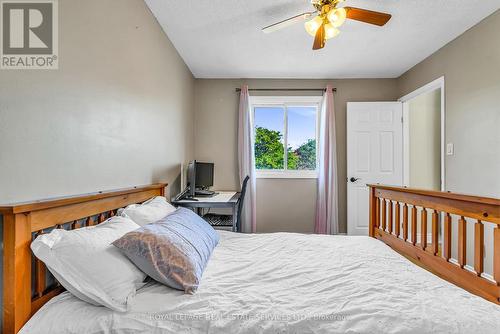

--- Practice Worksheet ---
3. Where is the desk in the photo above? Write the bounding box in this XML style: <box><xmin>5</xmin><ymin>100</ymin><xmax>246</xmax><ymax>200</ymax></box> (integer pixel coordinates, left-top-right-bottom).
<box><xmin>172</xmin><ymin>191</ymin><xmax>241</xmax><ymax>232</ymax></box>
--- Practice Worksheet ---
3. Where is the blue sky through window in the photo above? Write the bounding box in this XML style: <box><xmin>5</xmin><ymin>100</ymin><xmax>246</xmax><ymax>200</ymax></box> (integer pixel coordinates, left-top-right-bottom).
<box><xmin>287</xmin><ymin>107</ymin><xmax>316</xmax><ymax>149</ymax></box>
<box><xmin>254</xmin><ymin>106</ymin><xmax>316</xmax><ymax>149</ymax></box>
<box><xmin>254</xmin><ymin>107</ymin><xmax>284</xmax><ymax>140</ymax></box>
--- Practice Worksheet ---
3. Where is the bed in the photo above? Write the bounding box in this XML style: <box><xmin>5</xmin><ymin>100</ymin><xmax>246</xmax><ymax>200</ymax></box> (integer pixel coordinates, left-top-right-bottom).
<box><xmin>2</xmin><ymin>184</ymin><xmax>500</xmax><ymax>333</ymax></box>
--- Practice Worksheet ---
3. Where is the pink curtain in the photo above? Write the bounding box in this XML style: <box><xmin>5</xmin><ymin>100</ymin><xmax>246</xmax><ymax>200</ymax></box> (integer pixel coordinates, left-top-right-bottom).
<box><xmin>238</xmin><ymin>85</ymin><xmax>257</xmax><ymax>233</ymax></box>
<box><xmin>315</xmin><ymin>85</ymin><xmax>339</xmax><ymax>235</ymax></box>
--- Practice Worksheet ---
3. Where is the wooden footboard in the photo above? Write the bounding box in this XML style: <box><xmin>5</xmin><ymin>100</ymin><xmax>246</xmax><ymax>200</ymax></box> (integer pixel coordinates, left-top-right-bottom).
<box><xmin>368</xmin><ymin>184</ymin><xmax>500</xmax><ymax>304</ymax></box>
<box><xmin>0</xmin><ymin>184</ymin><xmax>167</xmax><ymax>334</ymax></box>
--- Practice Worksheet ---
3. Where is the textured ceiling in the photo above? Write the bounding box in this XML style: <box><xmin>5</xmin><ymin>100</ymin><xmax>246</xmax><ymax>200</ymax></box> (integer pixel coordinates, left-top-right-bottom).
<box><xmin>145</xmin><ymin>0</ymin><xmax>500</xmax><ymax>78</ymax></box>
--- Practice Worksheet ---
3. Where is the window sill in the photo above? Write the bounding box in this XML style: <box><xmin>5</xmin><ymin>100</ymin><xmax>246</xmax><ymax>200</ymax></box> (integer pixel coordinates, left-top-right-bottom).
<box><xmin>256</xmin><ymin>170</ymin><xmax>318</xmax><ymax>179</ymax></box>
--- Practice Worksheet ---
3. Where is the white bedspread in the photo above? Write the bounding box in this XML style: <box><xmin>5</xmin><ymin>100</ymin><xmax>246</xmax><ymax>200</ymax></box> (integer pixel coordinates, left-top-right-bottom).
<box><xmin>21</xmin><ymin>232</ymin><xmax>500</xmax><ymax>334</ymax></box>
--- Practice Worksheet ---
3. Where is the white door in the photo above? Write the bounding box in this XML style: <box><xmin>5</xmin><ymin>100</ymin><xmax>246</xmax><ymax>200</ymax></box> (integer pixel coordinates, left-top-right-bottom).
<box><xmin>347</xmin><ymin>102</ymin><xmax>403</xmax><ymax>235</ymax></box>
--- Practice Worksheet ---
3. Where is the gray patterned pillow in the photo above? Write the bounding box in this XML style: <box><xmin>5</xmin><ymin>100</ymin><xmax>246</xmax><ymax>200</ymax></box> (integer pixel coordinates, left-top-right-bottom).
<box><xmin>113</xmin><ymin>208</ymin><xmax>219</xmax><ymax>293</ymax></box>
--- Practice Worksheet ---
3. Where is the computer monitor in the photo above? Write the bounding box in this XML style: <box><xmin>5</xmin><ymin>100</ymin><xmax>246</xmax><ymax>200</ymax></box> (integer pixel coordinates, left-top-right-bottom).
<box><xmin>186</xmin><ymin>160</ymin><xmax>197</xmax><ymax>198</ymax></box>
<box><xmin>195</xmin><ymin>162</ymin><xmax>214</xmax><ymax>189</ymax></box>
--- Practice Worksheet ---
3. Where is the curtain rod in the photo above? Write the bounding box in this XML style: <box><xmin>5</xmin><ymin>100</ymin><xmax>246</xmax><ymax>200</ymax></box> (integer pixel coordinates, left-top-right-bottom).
<box><xmin>235</xmin><ymin>88</ymin><xmax>337</xmax><ymax>93</ymax></box>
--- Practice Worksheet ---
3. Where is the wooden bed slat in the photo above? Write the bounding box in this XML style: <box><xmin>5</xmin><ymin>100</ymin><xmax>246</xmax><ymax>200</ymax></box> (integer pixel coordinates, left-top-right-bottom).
<box><xmin>34</xmin><ymin>259</ymin><xmax>46</xmax><ymax>299</ymax></box>
<box><xmin>431</xmin><ymin>210</ymin><xmax>439</xmax><ymax>255</ymax></box>
<box><xmin>458</xmin><ymin>216</ymin><xmax>467</xmax><ymax>268</ymax></box>
<box><xmin>421</xmin><ymin>208</ymin><xmax>427</xmax><ymax>250</ymax></box>
<box><xmin>474</xmin><ymin>220</ymin><xmax>484</xmax><ymax>276</ymax></box>
<box><xmin>388</xmin><ymin>200</ymin><xmax>393</xmax><ymax>234</ymax></box>
<box><xmin>369</xmin><ymin>187</ymin><xmax>376</xmax><ymax>237</ymax></box>
<box><xmin>368</xmin><ymin>188</ymin><xmax>378</xmax><ymax>237</ymax></box>
<box><xmin>395</xmin><ymin>202</ymin><xmax>400</xmax><ymax>237</ymax></box>
<box><xmin>34</xmin><ymin>232</ymin><xmax>46</xmax><ymax>298</ymax></box>
<box><xmin>443</xmin><ymin>214</ymin><xmax>452</xmax><ymax>261</ymax></box>
<box><xmin>375</xmin><ymin>197</ymin><xmax>380</xmax><ymax>229</ymax></box>
<box><xmin>70</xmin><ymin>220</ymin><xmax>78</xmax><ymax>230</ymax></box>
<box><xmin>403</xmin><ymin>204</ymin><xmax>409</xmax><ymax>241</ymax></box>
<box><xmin>411</xmin><ymin>206</ymin><xmax>417</xmax><ymax>245</ymax></box>
<box><xmin>381</xmin><ymin>199</ymin><xmax>387</xmax><ymax>231</ymax></box>
<box><xmin>494</xmin><ymin>227</ymin><xmax>500</xmax><ymax>283</ymax></box>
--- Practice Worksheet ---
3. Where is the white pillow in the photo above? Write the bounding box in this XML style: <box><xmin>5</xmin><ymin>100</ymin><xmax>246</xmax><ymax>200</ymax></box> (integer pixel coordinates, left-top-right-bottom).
<box><xmin>31</xmin><ymin>216</ymin><xmax>146</xmax><ymax>312</ymax></box>
<box><xmin>120</xmin><ymin>196</ymin><xmax>176</xmax><ymax>226</ymax></box>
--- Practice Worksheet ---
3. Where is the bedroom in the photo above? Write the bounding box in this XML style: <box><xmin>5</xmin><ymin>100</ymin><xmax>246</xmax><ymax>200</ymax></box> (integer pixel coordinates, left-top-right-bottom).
<box><xmin>0</xmin><ymin>0</ymin><xmax>499</xmax><ymax>333</ymax></box>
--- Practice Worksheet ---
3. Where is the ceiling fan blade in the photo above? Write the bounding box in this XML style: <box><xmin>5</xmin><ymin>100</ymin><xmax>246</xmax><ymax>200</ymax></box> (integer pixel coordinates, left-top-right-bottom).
<box><xmin>262</xmin><ymin>12</ymin><xmax>314</xmax><ymax>33</ymax></box>
<box><xmin>344</xmin><ymin>7</ymin><xmax>392</xmax><ymax>26</ymax></box>
<box><xmin>312</xmin><ymin>24</ymin><xmax>325</xmax><ymax>50</ymax></box>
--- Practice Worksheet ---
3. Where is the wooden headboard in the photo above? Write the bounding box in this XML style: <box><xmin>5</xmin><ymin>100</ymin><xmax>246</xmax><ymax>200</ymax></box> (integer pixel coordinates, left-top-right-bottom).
<box><xmin>368</xmin><ymin>184</ymin><xmax>500</xmax><ymax>305</ymax></box>
<box><xmin>0</xmin><ymin>183</ymin><xmax>167</xmax><ymax>334</ymax></box>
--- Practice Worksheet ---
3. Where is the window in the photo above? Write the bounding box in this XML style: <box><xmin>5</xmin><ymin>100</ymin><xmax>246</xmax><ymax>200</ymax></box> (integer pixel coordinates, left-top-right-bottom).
<box><xmin>251</xmin><ymin>96</ymin><xmax>321</xmax><ymax>178</ymax></box>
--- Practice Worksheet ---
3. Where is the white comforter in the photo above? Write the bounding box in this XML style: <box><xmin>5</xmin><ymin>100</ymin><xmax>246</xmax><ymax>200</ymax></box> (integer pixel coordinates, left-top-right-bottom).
<box><xmin>21</xmin><ymin>232</ymin><xmax>500</xmax><ymax>334</ymax></box>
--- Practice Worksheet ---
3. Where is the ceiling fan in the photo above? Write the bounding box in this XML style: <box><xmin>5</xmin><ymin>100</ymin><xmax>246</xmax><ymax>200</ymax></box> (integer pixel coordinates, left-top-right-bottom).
<box><xmin>262</xmin><ymin>0</ymin><xmax>392</xmax><ymax>50</ymax></box>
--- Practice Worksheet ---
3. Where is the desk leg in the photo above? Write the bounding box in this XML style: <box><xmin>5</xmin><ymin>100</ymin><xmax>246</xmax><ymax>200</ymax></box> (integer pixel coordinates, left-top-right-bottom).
<box><xmin>232</xmin><ymin>205</ymin><xmax>237</xmax><ymax>232</ymax></box>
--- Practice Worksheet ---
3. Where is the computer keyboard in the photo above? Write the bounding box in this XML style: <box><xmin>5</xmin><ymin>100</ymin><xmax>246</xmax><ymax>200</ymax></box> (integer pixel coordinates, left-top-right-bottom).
<box><xmin>195</xmin><ymin>190</ymin><xmax>217</xmax><ymax>197</ymax></box>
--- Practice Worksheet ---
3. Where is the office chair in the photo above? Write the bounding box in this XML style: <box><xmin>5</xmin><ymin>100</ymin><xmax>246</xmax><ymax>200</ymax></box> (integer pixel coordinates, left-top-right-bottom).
<box><xmin>202</xmin><ymin>175</ymin><xmax>249</xmax><ymax>232</ymax></box>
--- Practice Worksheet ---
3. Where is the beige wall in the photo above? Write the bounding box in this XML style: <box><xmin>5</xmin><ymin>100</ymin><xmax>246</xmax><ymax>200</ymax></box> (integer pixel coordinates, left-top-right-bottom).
<box><xmin>257</xmin><ymin>179</ymin><xmax>317</xmax><ymax>233</ymax></box>
<box><xmin>398</xmin><ymin>10</ymin><xmax>500</xmax><ymax>198</ymax></box>
<box><xmin>0</xmin><ymin>0</ymin><xmax>195</xmax><ymax>203</ymax></box>
<box><xmin>194</xmin><ymin>79</ymin><xmax>399</xmax><ymax>233</ymax></box>
<box><xmin>408</xmin><ymin>89</ymin><xmax>441</xmax><ymax>190</ymax></box>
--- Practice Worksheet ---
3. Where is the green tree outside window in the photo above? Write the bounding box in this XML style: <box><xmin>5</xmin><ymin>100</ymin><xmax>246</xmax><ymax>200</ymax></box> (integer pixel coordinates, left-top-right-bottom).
<box><xmin>255</xmin><ymin>127</ymin><xmax>316</xmax><ymax>170</ymax></box>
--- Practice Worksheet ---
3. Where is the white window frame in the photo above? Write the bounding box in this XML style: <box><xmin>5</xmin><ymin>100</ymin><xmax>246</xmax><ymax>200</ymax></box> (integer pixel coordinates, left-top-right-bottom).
<box><xmin>250</xmin><ymin>95</ymin><xmax>322</xmax><ymax>179</ymax></box>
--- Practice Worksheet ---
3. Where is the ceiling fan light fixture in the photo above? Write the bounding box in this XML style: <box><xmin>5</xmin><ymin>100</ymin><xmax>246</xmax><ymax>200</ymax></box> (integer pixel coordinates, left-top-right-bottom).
<box><xmin>262</xmin><ymin>0</ymin><xmax>392</xmax><ymax>50</ymax></box>
<box><xmin>327</xmin><ymin>7</ymin><xmax>347</xmax><ymax>28</ymax></box>
<box><xmin>324</xmin><ymin>23</ymin><xmax>340</xmax><ymax>39</ymax></box>
<box><xmin>304</xmin><ymin>15</ymin><xmax>323</xmax><ymax>36</ymax></box>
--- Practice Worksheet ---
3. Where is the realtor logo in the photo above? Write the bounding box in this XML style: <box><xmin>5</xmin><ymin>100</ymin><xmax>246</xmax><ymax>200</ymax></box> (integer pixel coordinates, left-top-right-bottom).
<box><xmin>1</xmin><ymin>0</ymin><xmax>58</xmax><ymax>69</ymax></box>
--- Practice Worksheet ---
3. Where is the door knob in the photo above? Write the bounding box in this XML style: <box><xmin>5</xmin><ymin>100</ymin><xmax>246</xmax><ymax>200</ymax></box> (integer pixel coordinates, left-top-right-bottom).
<box><xmin>349</xmin><ymin>177</ymin><xmax>360</xmax><ymax>183</ymax></box>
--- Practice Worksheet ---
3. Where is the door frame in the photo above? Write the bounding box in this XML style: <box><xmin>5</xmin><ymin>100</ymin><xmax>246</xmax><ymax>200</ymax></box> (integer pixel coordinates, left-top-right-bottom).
<box><xmin>399</xmin><ymin>76</ymin><xmax>446</xmax><ymax>192</ymax></box>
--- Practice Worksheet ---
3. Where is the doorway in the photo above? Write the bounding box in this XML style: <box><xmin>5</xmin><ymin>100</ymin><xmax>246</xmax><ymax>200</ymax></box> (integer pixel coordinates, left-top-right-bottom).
<box><xmin>400</xmin><ymin>77</ymin><xmax>445</xmax><ymax>192</ymax></box>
